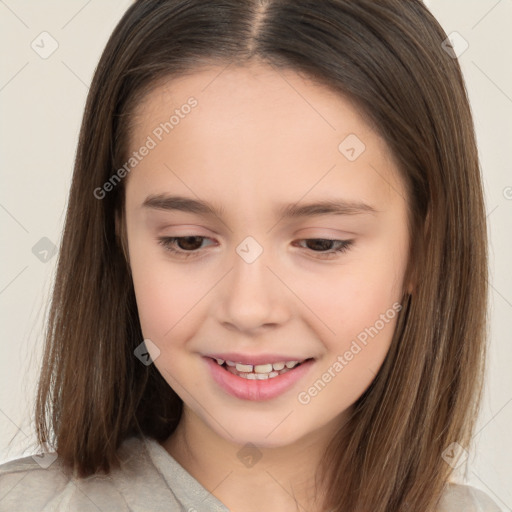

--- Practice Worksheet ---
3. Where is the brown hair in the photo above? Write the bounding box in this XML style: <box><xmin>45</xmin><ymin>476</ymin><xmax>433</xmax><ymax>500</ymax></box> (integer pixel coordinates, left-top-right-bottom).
<box><xmin>30</xmin><ymin>1</ymin><xmax>488</xmax><ymax>510</ymax></box>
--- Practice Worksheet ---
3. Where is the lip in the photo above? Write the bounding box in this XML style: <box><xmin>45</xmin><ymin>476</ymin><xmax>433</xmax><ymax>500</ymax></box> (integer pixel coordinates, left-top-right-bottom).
<box><xmin>204</xmin><ymin>356</ymin><xmax>315</xmax><ymax>401</ymax></box>
<box><xmin>204</xmin><ymin>352</ymin><xmax>309</xmax><ymax>365</ymax></box>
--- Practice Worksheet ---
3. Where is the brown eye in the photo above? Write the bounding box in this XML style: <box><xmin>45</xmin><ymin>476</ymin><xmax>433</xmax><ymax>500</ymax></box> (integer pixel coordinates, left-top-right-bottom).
<box><xmin>157</xmin><ymin>236</ymin><xmax>214</xmax><ymax>258</ymax></box>
<box><xmin>293</xmin><ymin>238</ymin><xmax>354</xmax><ymax>259</ymax></box>
<box><xmin>303</xmin><ymin>239</ymin><xmax>336</xmax><ymax>251</ymax></box>
<box><xmin>173</xmin><ymin>236</ymin><xmax>205</xmax><ymax>251</ymax></box>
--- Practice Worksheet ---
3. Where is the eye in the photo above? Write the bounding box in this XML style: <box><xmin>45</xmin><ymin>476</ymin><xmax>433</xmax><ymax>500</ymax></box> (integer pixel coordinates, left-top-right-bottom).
<box><xmin>157</xmin><ymin>236</ymin><xmax>215</xmax><ymax>259</ymax></box>
<box><xmin>158</xmin><ymin>236</ymin><xmax>353</xmax><ymax>260</ymax></box>
<box><xmin>292</xmin><ymin>238</ymin><xmax>354</xmax><ymax>259</ymax></box>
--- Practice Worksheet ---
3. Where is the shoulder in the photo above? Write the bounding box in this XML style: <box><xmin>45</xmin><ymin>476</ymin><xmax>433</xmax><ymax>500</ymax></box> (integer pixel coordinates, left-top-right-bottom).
<box><xmin>437</xmin><ymin>482</ymin><xmax>503</xmax><ymax>512</ymax></box>
<box><xmin>0</xmin><ymin>447</ymin><xmax>130</xmax><ymax>511</ymax></box>
<box><xmin>0</xmin><ymin>436</ymin><xmax>187</xmax><ymax>512</ymax></box>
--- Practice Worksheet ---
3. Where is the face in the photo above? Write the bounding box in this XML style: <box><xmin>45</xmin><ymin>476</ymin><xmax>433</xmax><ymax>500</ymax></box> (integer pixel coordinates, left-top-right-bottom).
<box><xmin>122</xmin><ymin>61</ymin><xmax>411</xmax><ymax>448</ymax></box>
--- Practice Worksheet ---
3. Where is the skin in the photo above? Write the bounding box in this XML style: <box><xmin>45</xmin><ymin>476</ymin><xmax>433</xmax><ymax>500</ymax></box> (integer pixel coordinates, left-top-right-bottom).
<box><xmin>122</xmin><ymin>60</ymin><xmax>411</xmax><ymax>512</ymax></box>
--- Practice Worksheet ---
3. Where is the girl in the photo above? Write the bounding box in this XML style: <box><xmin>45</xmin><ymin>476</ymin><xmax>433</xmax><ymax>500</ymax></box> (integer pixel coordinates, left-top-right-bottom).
<box><xmin>0</xmin><ymin>1</ymin><xmax>503</xmax><ymax>511</ymax></box>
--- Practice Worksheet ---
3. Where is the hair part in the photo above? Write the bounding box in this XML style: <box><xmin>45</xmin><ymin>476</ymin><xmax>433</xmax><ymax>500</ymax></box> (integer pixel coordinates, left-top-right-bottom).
<box><xmin>30</xmin><ymin>1</ymin><xmax>487</xmax><ymax>511</ymax></box>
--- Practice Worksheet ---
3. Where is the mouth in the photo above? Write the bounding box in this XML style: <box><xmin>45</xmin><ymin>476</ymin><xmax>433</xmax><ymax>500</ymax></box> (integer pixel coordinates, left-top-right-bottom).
<box><xmin>210</xmin><ymin>357</ymin><xmax>313</xmax><ymax>380</ymax></box>
<box><xmin>203</xmin><ymin>355</ymin><xmax>316</xmax><ymax>401</ymax></box>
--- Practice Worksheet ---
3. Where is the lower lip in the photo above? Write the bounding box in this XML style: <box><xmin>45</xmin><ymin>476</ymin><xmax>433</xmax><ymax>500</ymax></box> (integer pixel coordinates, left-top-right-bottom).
<box><xmin>204</xmin><ymin>357</ymin><xmax>315</xmax><ymax>401</ymax></box>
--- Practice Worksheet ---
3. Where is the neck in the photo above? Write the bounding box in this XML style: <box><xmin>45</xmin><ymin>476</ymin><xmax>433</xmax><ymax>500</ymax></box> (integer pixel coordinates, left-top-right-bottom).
<box><xmin>161</xmin><ymin>407</ymin><xmax>348</xmax><ymax>512</ymax></box>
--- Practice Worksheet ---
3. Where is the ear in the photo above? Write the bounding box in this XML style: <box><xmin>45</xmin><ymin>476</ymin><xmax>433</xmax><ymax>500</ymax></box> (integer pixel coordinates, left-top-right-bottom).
<box><xmin>405</xmin><ymin>272</ymin><xmax>415</xmax><ymax>296</ymax></box>
<box><xmin>115</xmin><ymin>208</ymin><xmax>130</xmax><ymax>267</ymax></box>
<box><xmin>406</xmin><ymin>253</ymin><xmax>416</xmax><ymax>295</ymax></box>
<box><xmin>404</xmin><ymin>207</ymin><xmax>430</xmax><ymax>296</ymax></box>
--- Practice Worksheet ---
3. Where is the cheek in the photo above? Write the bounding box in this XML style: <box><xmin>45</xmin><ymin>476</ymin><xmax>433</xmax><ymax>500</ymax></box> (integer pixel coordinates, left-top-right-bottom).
<box><xmin>307</xmin><ymin>281</ymin><xmax>399</xmax><ymax>382</ymax></box>
<box><xmin>128</xmin><ymin>240</ymin><xmax>217</xmax><ymax>348</ymax></box>
<box><xmin>132</xmin><ymin>275</ymin><xmax>177</xmax><ymax>340</ymax></box>
<box><xmin>342</xmin><ymin>242</ymin><xmax>406</xmax><ymax>333</ymax></box>
<box><xmin>297</xmin><ymin>282</ymin><xmax>400</xmax><ymax>415</ymax></box>
<box><xmin>293</xmin><ymin>245</ymin><xmax>405</xmax><ymax>399</ymax></box>
<box><xmin>127</xmin><ymin>236</ymin><xmax>186</xmax><ymax>340</ymax></box>
<box><xmin>295</xmin><ymin>256</ymin><xmax>404</xmax><ymax>342</ymax></box>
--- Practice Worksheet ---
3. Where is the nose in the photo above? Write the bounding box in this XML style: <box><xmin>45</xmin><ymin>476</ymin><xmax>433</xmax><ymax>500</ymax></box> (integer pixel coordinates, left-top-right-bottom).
<box><xmin>216</xmin><ymin>243</ymin><xmax>290</xmax><ymax>333</ymax></box>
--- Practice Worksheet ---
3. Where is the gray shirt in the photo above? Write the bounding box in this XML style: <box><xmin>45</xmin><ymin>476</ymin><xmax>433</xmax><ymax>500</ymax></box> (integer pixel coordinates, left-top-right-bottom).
<box><xmin>0</xmin><ymin>436</ymin><xmax>503</xmax><ymax>511</ymax></box>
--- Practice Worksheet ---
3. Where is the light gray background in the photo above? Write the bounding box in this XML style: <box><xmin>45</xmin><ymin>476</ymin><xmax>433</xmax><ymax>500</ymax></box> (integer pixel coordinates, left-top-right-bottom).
<box><xmin>1</xmin><ymin>0</ymin><xmax>511</xmax><ymax>508</ymax></box>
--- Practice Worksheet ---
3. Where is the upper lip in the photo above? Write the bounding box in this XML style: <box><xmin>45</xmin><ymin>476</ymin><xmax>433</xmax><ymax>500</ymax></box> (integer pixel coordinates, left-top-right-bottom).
<box><xmin>204</xmin><ymin>353</ymin><xmax>313</xmax><ymax>365</ymax></box>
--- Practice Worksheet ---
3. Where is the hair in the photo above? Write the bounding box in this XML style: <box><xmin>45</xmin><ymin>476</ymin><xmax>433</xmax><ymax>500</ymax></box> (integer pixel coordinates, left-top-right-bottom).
<box><xmin>29</xmin><ymin>1</ymin><xmax>488</xmax><ymax>511</ymax></box>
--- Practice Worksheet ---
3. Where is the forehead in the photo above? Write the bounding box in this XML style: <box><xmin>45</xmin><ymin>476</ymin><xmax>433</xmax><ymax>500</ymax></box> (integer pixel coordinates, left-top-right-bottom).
<box><xmin>131</xmin><ymin>61</ymin><xmax>376</xmax><ymax>141</ymax></box>
<box><xmin>125</xmin><ymin>62</ymin><xmax>406</xmax><ymax>213</ymax></box>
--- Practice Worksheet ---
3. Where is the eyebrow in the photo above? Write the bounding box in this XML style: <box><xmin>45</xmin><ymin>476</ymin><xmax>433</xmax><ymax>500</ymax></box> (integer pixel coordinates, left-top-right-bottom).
<box><xmin>142</xmin><ymin>194</ymin><xmax>379</xmax><ymax>219</ymax></box>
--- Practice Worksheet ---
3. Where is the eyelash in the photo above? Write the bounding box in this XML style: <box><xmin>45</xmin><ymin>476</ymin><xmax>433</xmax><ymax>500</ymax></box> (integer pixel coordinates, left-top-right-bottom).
<box><xmin>157</xmin><ymin>236</ymin><xmax>354</xmax><ymax>260</ymax></box>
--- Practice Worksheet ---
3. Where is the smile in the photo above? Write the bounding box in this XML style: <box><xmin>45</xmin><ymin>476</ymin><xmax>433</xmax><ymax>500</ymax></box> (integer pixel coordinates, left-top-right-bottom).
<box><xmin>204</xmin><ymin>356</ymin><xmax>315</xmax><ymax>401</ymax></box>
<box><xmin>213</xmin><ymin>358</ymin><xmax>306</xmax><ymax>380</ymax></box>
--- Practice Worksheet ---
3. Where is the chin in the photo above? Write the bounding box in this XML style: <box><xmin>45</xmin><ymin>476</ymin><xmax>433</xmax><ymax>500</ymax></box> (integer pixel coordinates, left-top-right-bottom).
<box><xmin>207</xmin><ymin>415</ymin><xmax>311</xmax><ymax>449</ymax></box>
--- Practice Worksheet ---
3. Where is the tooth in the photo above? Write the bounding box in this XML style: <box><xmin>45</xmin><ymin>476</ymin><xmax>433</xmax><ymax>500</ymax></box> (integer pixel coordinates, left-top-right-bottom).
<box><xmin>226</xmin><ymin>360</ymin><xmax>236</xmax><ymax>366</ymax></box>
<box><xmin>215</xmin><ymin>358</ymin><xmax>225</xmax><ymax>365</ymax></box>
<box><xmin>235</xmin><ymin>363</ymin><xmax>253</xmax><ymax>372</ymax></box>
<box><xmin>254</xmin><ymin>363</ymin><xmax>273</xmax><ymax>373</ymax></box>
<box><xmin>285</xmin><ymin>360</ymin><xmax>299</xmax><ymax>368</ymax></box>
<box><xmin>256</xmin><ymin>373</ymin><xmax>269</xmax><ymax>380</ymax></box>
<box><xmin>245</xmin><ymin>373</ymin><xmax>257</xmax><ymax>380</ymax></box>
<box><xmin>269</xmin><ymin>371</ymin><xmax>279</xmax><ymax>378</ymax></box>
<box><xmin>272</xmin><ymin>362</ymin><xmax>285</xmax><ymax>371</ymax></box>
